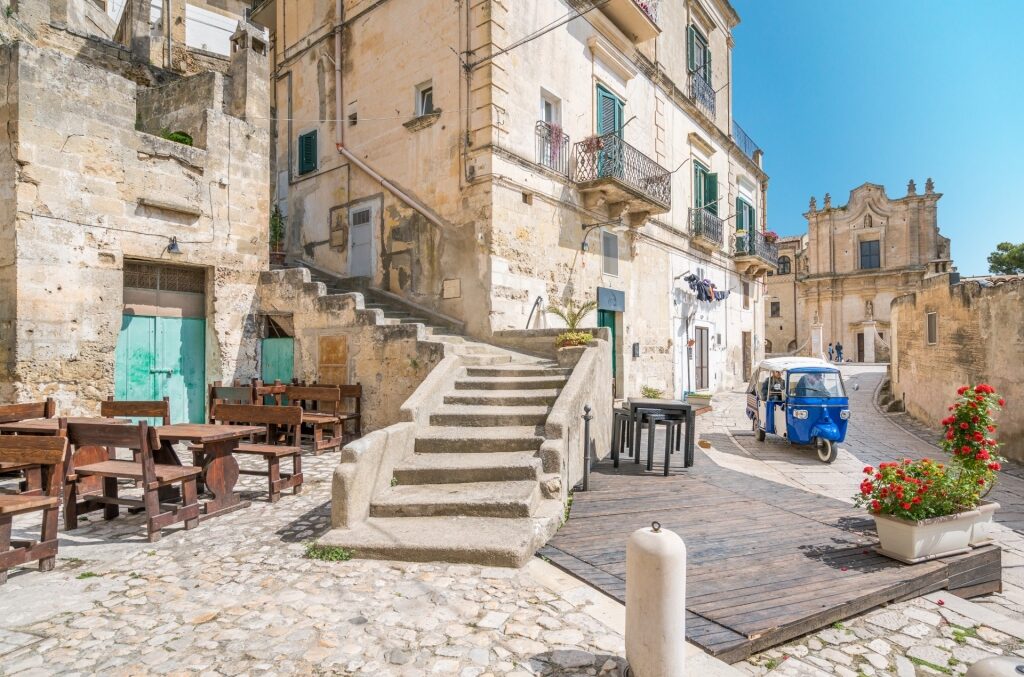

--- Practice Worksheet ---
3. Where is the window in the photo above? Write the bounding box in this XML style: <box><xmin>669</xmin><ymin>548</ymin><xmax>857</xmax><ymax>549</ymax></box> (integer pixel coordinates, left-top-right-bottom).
<box><xmin>770</xmin><ymin>301</ymin><xmax>781</xmax><ymax>317</ymax></box>
<box><xmin>777</xmin><ymin>256</ymin><xmax>792</xmax><ymax>275</ymax></box>
<box><xmin>350</xmin><ymin>208</ymin><xmax>371</xmax><ymax>227</ymax></box>
<box><xmin>927</xmin><ymin>312</ymin><xmax>937</xmax><ymax>345</ymax></box>
<box><xmin>735</xmin><ymin>197</ymin><xmax>756</xmax><ymax>231</ymax></box>
<box><xmin>687</xmin><ymin>25</ymin><xmax>711</xmax><ymax>84</ymax></box>
<box><xmin>596</xmin><ymin>84</ymin><xmax>624</xmax><ymax>136</ymax></box>
<box><xmin>541</xmin><ymin>91</ymin><xmax>561</xmax><ymax>125</ymax></box>
<box><xmin>860</xmin><ymin>240</ymin><xmax>881</xmax><ymax>269</ymax></box>
<box><xmin>788</xmin><ymin>372</ymin><xmax>846</xmax><ymax>398</ymax></box>
<box><xmin>742</xmin><ymin>281</ymin><xmax>750</xmax><ymax>309</ymax></box>
<box><xmin>298</xmin><ymin>130</ymin><xmax>317</xmax><ymax>175</ymax></box>
<box><xmin>602</xmin><ymin>231</ymin><xmax>619</xmax><ymax>276</ymax></box>
<box><xmin>415</xmin><ymin>81</ymin><xmax>434</xmax><ymax>116</ymax></box>
<box><xmin>694</xmin><ymin>161</ymin><xmax>718</xmax><ymax>214</ymax></box>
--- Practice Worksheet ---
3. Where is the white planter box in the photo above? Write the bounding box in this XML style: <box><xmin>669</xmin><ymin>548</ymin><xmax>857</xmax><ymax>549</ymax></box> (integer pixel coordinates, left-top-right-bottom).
<box><xmin>873</xmin><ymin>509</ymin><xmax>980</xmax><ymax>564</ymax></box>
<box><xmin>970</xmin><ymin>501</ymin><xmax>1000</xmax><ymax>547</ymax></box>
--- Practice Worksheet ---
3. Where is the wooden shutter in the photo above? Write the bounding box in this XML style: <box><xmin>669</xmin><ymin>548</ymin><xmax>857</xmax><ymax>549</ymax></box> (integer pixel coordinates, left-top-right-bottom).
<box><xmin>693</xmin><ymin>163</ymin><xmax>705</xmax><ymax>209</ymax></box>
<box><xmin>596</xmin><ymin>86</ymin><xmax>621</xmax><ymax>136</ymax></box>
<box><xmin>298</xmin><ymin>131</ymin><xmax>317</xmax><ymax>174</ymax></box>
<box><xmin>706</xmin><ymin>172</ymin><xmax>718</xmax><ymax>215</ymax></box>
<box><xmin>735</xmin><ymin>197</ymin><xmax>744</xmax><ymax>230</ymax></box>
<box><xmin>687</xmin><ymin>25</ymin><xmax>696</xmax><ymax>72</ymax></box>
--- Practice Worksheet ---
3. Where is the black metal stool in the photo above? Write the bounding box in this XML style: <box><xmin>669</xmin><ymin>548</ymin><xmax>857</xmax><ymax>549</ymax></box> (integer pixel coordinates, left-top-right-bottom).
<box><xmin>635</xmin><ymin>408</ymin><xmax>683</xmax><ymax>476</ymax></box>
<box><xmin>611</xmin><ymin>407</ymin><xmax>631</xmax><ymax>468</ymax></box>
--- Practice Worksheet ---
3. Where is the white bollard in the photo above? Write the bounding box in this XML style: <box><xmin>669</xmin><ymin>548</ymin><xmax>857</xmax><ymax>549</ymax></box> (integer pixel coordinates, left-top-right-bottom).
<box><xmin>626</xmin><ymin>521</ymin><xmax>687</xmax><ymax>677</ymax></box>
<box><xmin>965</xmin><ymin>656</ymin><xmax>1024</xmax><ymax>676</ymax></box>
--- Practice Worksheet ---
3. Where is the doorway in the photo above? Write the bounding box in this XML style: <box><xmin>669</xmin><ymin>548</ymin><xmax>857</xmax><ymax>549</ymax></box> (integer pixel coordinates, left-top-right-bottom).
<box><xmin>348</xmin><ymin>203</ymin><xmax>375</xmax><ymax>278</ymax></box>
<box><xmin>742</xmin><ymin>331</ymin><xmax>752</xmax><ymax>381</ymax></box>
<box><xmin>695</xmin><ymin>326</ymin><xmax>709</xmax><ymax>390</ymax></box>
<box><xmin>598</xmin><ymin>309</ymin><xmax>618</xmax><ymax>394</ymax></box>
<box><xmin>857</xmin><ymin>332</ymin><xmax>865</xmax><ymax>363</ymax></box>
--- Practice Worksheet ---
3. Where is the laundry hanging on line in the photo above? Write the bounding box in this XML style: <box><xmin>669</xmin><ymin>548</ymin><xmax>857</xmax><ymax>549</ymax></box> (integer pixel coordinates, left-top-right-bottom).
<box><xmin>682</xmin><ymin>273</ymin><xmax>731</xmax><ymax>303</ymax></box>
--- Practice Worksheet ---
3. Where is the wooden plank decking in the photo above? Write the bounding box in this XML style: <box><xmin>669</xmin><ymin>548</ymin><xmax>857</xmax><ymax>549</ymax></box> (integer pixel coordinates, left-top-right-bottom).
<box><xmin>541</xmin><ymin>443</ymin><xmax>1001</xmax><ymax>663</ymax></box>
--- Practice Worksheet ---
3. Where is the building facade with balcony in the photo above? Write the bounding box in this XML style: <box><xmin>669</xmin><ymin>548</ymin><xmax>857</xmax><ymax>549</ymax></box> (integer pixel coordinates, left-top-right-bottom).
<box><xmin>764</xmin><ymin>181</ymin><xmax>954</xmax><ymax>363</ymax></box>
<box><xmin>251</xmin><ymin>0</ymin><xmax>772</xmax><ymax>396</ymax></box>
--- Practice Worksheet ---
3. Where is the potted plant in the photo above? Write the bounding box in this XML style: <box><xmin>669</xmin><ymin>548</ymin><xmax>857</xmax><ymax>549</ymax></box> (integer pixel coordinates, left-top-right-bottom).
<box><xmin>855</xmin><ymin>384</ymin><xmax>1005</xmax><ymax>563</ymax></box>
<box><xmin>548</xmin><ymin>121</ymin><xmax>564</xmax><ymax>165</ymax></box>
<box><xmin>546</xmin><ymin>297</ymin><xmax>597</xmax><ymax>365</ymax></box>
<box><xmin>762</xmin><ymin>230</ymin><xmax>779</xmax><ymax>244</ymax></box>
<box><xmin>269</xmin><ymin>206</ymin><xmax>286</xmax><ymax>264</ymax></box>
<box><xmin>580</xmin><ymin>135</ymin><xmax>604</xmax><ymax>154</ymax></box>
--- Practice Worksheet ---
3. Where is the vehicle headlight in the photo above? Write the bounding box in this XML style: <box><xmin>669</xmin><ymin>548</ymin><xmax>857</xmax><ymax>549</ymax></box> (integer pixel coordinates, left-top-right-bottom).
<box><xmin>793</xmin><ymin>409</ymin><xmax>808</xmax><ymax>419</ymax></box>
<box><xmin>840</xmin><ymin>410</ymin><xmax>851</xmax><ymax>420</ymax></box>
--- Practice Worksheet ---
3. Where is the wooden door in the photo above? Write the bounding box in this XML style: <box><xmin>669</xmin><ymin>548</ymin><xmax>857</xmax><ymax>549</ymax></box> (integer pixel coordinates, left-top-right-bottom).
<box><xmin>261</xmin><ymin>337</ymin><xmax>294</xmax><ymax>386</ymax></box>
<box><xmin>695</xmin><ymin>326</ymin><xmax>709</xmax><ymax>390</ymax></box>
<box><xmin>348</xmin><ymin>206</ymin><xmax>374</xmax><ymax>278</ymax></box>
<box><xmin>857</xmin><ymin>332</ymin><xmax>865</xmax><ymax>363</ymax></box>
<box><xmin>597</xmin><ymin>310</ymin><xmax>617</xmax><ymax>377</ymax></box>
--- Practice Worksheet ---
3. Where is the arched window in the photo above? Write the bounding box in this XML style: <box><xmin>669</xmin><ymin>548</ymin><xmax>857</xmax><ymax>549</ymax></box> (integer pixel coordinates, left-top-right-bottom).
<box><xmin>765</xmin><ymin>340</ymin><xmax>773</xmax><ymax>353</ymax></box>
<box><xmin>777</xmin><ymin>256</ymin><xmax>792</xmax><ymax>275</ymax></box>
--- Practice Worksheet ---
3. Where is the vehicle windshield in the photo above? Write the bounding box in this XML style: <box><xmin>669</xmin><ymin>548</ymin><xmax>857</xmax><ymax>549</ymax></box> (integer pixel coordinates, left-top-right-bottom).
<box><xmin>788</xmin><ymin>371</ymin><xmax>845</xmax><ymax>398</ymax></box>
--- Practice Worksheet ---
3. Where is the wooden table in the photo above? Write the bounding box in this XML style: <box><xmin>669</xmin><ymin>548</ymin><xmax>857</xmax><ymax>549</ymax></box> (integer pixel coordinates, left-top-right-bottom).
<box><xmin>155</xmin><ymin>424</ymin><xmax>263</xmax><ymax>520</ymax></box>
<box><xmin>0</xmin><ymin>418</ymin><xmax>128</xmax><ymax>493</ymax></box>
<box><xmin>627</xmin><ymin>398</ymin><xmax>696</xmax><ymax>468</ymax></box>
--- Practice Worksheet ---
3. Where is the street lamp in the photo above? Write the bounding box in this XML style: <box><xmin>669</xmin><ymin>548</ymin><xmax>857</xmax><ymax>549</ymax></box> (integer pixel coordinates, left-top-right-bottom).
<box><xmin>580</xmin><ymin>219</ymin><xmax>629</xmax><ymax>252</ymax></box>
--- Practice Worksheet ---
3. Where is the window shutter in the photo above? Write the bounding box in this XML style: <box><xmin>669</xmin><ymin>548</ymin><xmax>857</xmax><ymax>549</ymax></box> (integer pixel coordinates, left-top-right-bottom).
<box><xmin>706</xmin><ymin>46</ymin><xmax>712</xmax><ymax>84</ymax></box>
<box><xmin>687</xmin><ymin>25</ymin><xmax>696</xmax><ymax>72</ymax></box>
<box><xmin>706</xmin><ymin>172</ymin><xmax>718</xmax><ymax>214</ymax></box>
<box><xmin>735</xmin><ymin>197</ymin><xmax>744</xmax><ymax>230</ymax></box>
<box><xmin>602</xmin><ymin>231</ymin><xmax>619</xmax><ymax>276</ymax></box>
<box><xmin>298</xmin><ymin>130</ymin><xmax>317</xmax><ymax>175</ymax></box>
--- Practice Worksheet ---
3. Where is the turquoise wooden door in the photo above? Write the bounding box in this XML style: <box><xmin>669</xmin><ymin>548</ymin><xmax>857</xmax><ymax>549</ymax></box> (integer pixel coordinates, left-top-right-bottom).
<box><xmin>261</xmin><ymin>338</ymin><xmax>294</xmax><ymax>385</ymax></box>
<box><xmin>598</xmin><ymin>310</ymin><xmax>617</xmax><ymax>376</ymax></box>
<box><xmin>115</xmin><ymin>315</ymin><xmax>206</xmax><ymax>424</ymax></box>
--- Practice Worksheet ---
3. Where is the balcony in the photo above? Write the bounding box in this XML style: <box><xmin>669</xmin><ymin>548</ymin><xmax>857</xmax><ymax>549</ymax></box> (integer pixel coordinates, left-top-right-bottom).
<box><xmin>250</xmin><ymin>0</ymin><xmax>276</xmax><ymax>29</ymax></box>
<box><xmin>689</xmin><ymin>74</ymin><xmax>716</xmax><ymax>119</ymax></box>
<box><xmin>535</xmin><ymin>121</ymin><xmax>570</xmax><ymax>176</ymax></box>
<box><xmin>689</xmin><ymin>207</ymin><xmax>724</xmax><ymax>251</ymax></box>
<box><xmin>573</xmin><ymin>132</ymin><xmax>671</xmax><ymax>217</ymax></box>
<box><xmin>732</xmin><ymin>121</ymin><xmax>762</xmax><ymax>166</ymax></box>
<box><xmin>734</xmin><ymin>229</ymin><xmax>779</xmax><ymax>276</ymax></box>
<box><xmin>591</xmin><ymin>0</ymin><xmax>661</xmax><ymax>43</ymax></box>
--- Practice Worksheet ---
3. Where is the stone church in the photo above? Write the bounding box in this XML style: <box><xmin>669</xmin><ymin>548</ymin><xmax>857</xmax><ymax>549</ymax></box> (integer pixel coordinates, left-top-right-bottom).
<box><xmin>765</xmin><ymin>181</ymin><xmax>954</xmax><ymax>362</ymax></box>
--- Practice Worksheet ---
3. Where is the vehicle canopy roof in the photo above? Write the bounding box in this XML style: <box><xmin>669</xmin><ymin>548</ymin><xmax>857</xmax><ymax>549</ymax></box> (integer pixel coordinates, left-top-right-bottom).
<box><xmin>755</xmin><ymin>357</ymin><xmax>838</xmax><ymax>373</ymax></box>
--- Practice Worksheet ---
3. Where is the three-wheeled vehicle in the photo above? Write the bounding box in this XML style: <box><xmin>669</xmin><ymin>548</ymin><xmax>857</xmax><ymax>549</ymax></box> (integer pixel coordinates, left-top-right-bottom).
<box><xmin>745</xmin><ymin>357</ymin><xmax>851</xmax><ymax>463</ymax></box>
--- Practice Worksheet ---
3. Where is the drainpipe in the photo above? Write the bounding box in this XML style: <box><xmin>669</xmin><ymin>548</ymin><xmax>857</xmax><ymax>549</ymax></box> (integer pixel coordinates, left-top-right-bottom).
<box><xmin>337</xmin><ymin>145</ymin><xmax>445</xmax><ymax>230</ymax></box>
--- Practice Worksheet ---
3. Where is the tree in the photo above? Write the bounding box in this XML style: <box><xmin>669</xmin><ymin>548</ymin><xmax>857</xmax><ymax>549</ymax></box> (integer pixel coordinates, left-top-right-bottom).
<box><xmin>545</xmin><ymin>297</ymin><xmax>597</xmax><ymax>331</ymax></box>
<box><xmin>988</xmin><ymin>242</ymin><xmax>1024</xmax><ymax>275</ymax></box>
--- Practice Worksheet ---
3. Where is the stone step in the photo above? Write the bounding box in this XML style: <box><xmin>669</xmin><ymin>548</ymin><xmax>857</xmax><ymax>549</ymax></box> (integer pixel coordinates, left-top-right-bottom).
<box><xmin>458</xmin><ymin>355</ymin><xmax>514</xmax><ymax>366</ymax></box>
<box><xmin>430</xmin><ymin>405</ymin><xmax>550</xmax><ymax>427</ymax></box>
<box><xmin>415</xmin><ymin>426</ymin><xmax>544</xmax><ymax>453</ymax></box>
<box><xmin>317</xmin><ymin>513</ymin><xmax>558</xmax><ymax>567</ymax></box>
<box><xmin>392</xmin><ymin>452</ymin><xmax>542</xmax><ymax>485</ymax></box>
<box><xmin>444</xmin><ymin>389</ymin><xmax>560</xmax><ymax>406</ymax></box>
<box><xmin>370</xmin><ymin>481</ymin><xmax>540</xmax><ymax>518</ymax></box>
<box><xmin>399</xmin><ymin>317</ymin><xmax>430</xmax><ymax>324</ymax></box>
<box><xmin>466</xmin><ymin>365</ymin><xmax>571</xmax><ymax>378</ymax></box>
<box><xmin>454</xmin><ymin>375</ymin><xmax>570</xmax><ymax>391</ymax></box>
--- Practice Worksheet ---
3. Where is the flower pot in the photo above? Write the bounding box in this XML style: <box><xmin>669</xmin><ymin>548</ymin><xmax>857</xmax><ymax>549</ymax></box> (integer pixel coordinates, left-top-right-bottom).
<box><xmin>556</xmin><ymin>345</ymin><xmax>588</xmax><ymax>368</ymax></box>
<box><xmin>970</xmin><ymin>501</ymin><xmax>1000</xmax><ymax>547</ymax></box>
<box><xmin>872</xmin><ymin>509</ymin><xmax>980</xmax><ymax>564</ymax></box>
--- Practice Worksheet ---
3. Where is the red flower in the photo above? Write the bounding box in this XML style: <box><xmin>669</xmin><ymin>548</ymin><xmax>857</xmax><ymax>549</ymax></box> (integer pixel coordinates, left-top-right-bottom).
<box><xmin>912</xmin><ymin>497</ymin><xmax>922</xmax><ymax>504</ymax></box>
<box><xmin>988</xmin><ymin>425</ymin><xmax>996</xmax><ymax>432</ymax></box>
<box><xmin>989</xmin><ymin>462</ymin><xmax>1002</xmax><ymax>471</ymax></box>
<box><xmin>937</xmin><ymin>599</ymin><xmax>945</xmax><ymax>606</ymax></box>
<box><xmin>974</xmin><ymin>432</ymin><xmax>985</xmax><ymax>442</ymax></box>
<box><xmin>948</xmin><ymin>405</ymin><xmax>955</xmax><ymax>411</ymax></box>
<box><xmin>960</xmin><ymin>422</ymin><xmax>970</xmax><ymax>430</ymax></box>
<box><xmin>957</xmin><ymin>386</ymin><xmax>970</xmax><ymax>395</ymax></box>
<box><xmin>977</xmin><ymin>383</ymin><xmax>993</xmax><ymax>394</ymax></box>
<box><xmin>946</xmin><ymin>430</ymin><xmax>954</xmax><ymax>440</ymax></box>
<box><xmin>870</xmin><ymin>500</ymin><xmax>881</xmax><ymax>511</ymax></box>
<box><xmin>971</xmin><ymin>416</ymin><xmax>979</xmax><ymax>423</ymax></box>
<box><xmin>901</xmin><ymin>502</ymin><xmax>912</xmax><ymax>510</ymax></box>
<box><xmin>975</xmin><ymin>450</ymin><xmax>990</xmax><ymax>461</ymax></box>
<box><xmin>961</xmin><ymin>445</ymin><xmax>972</xmax><ymax>454</ymax></box>
<box><xmin>999</xmin><ymin>398</ymin><xmax>1006</xmax><ymax>406</ymax></box>
<box><xmin>863</xmin><ymin>466</ymin><xmax>874</xmax><ymax>475</ymax></box>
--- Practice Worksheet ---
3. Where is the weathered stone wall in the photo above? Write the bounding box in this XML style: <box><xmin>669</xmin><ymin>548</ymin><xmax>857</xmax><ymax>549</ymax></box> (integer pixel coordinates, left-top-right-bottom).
<box><xmin>0</xmin><ymin>39</ymin><xmax>269</xmax><ymax>414</ymax></box>
<box><xmin>891</xmin><ymin>275</ymin><xmax>1024</xmax><ymax>461</ymax></box>
<box><xmin>257</xmin><ymin>268</ymin><xmax>446</xmax><ymax>432</ymax></box>
<box><xmin>137</xmin><ymin>71</ymin><xmax>223</xmax><ymax>148</ymax></box>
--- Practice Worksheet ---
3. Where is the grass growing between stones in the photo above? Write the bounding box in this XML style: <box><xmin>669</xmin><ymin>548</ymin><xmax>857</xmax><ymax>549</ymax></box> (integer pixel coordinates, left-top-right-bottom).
<box><xmin>304</xmin><ymin>542</ymin><xmax>354</xmax><ymax>562</ymax></box>
<box><xmin>75</xmin><ymin>571</ymin><xmax>98</xmax><ymax>579</ymax></box>
<box><xmin>909</xmin><ymin>656</ymin><xmax>951</xmax><ymax>674</ymax></box>
<box><xmin>951</xmin><ymin>625</ymin><xmax>979</xmax><ymax>644</ymax></box>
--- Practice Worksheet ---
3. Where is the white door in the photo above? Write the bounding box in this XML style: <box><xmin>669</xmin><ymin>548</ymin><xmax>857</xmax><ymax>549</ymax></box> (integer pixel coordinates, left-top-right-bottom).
<box><xmin>348</xmin><ymin>206</ymin><xmax>374</xmax><ymax>278</ymax></box>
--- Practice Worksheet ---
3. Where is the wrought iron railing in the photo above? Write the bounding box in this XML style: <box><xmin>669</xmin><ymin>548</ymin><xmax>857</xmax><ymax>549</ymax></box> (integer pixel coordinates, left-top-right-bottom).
<box><xmin>689</xmin><ymin>74</ymin><xmax>716</xmax><ymax>118</ymax></box>
<box><xmin>735</xmin><ymin>229</ymin><xmax>779</xmax><ymax>265</ymax></box>
<box><xmin>573</xmin><ymin>132</ymin><xmax>671</xmax><ymax>208</ymax></box>
<box><xmin>689</xmin><ymin>208</ymin><xmax>724</xmax><ymax>246</ymax></box>
<box><xmin>535</xmin><ymin>121</ymin><xmax>570</xmax><ymax>176</ymax></box>
<box><xmin>732</xmin><ymin>121</ymin><xmax>760</xmax><ymax>162</ymax></box>
<box><xmin>634</xmin><ymin>0</ymin><xmax>659</xmax><ymax>24</ymax></box>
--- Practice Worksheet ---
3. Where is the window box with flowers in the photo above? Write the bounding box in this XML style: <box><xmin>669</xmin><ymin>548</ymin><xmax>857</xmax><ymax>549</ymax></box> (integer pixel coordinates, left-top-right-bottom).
<box><xmin>854</xmin><ymin>384</ymin><xmax>1005</xmax><ymax>563</ymax></box>
<box><xmin>762</xmin><ymin>230</ymin><xmax>779</xmax><ymax>244</ymax></box>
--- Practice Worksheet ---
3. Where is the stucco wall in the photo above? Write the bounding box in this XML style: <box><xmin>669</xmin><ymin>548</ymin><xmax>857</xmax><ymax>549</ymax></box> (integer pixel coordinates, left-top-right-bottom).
<box><xmin>891</xmin><ymin>275</ymin><xmax>1024</xmax><ymax>461</ymax></box>
<box><xmin>257</xmin><ymin>268</ymin><xmax>446</xmax><ymax>432</ymax></box>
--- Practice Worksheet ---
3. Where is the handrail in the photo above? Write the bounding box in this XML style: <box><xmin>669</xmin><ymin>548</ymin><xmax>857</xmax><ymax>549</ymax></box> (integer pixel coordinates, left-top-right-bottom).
<box><xmin>526</xmin><ymin>295</ymin><xmax>544</xmax><ymax>329</ymax></box>
<box><xmin>688</xmin><ymin>74</ymin><xmax>716</xmax><ymax>118</ymax></box>
<box><xmin>689</xmin><ymin>207</ymin><xmax>724</xmax><ymax>246</ymax></box>
<box><xmin>735</xmin><ymin>229</ymin><xmax>779</xmax><ymax>265</ymax></box>
<box><xmin>573</xmin><ymin>132</ymin><xmax>671</xmax><ymax>208</ymax></box>
<box><xmin>732</xmin><ymin>121</ymin><xmax>760</xmax><ymax>161</ymax></box>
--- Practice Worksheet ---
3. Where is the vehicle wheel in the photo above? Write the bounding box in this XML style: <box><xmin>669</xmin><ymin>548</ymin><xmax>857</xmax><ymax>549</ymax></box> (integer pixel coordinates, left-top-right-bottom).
<box><xmin>755</xmin><ymin>426</ymin><xmax>766</xmax><ymax>442</ymax></box>
<box><xmin>816</xmin><ymin>438</ymin><xmax>837</xmax><ymax>463</ymax></box>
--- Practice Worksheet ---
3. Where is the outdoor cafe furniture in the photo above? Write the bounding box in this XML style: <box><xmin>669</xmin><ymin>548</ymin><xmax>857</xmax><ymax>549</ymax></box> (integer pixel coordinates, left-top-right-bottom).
<box><xmin>0</xmin><ymin>399</ymin><xmax>57</xmax><ymax>493</ymax></box>
<box><xmin>64</xmin><ymin>421</ymin><xmax>201</xmax><ymax>542</ymax></box>
<box><xmin>611</xmin><ymin>407</ymin><xmax>632</xmax><ymax>467</ymax></box>
<box><xmin>634</xmin><ymin>407</ymin><xmax>684</xmax><ymax>476</ymax></box>
<box><xmin>0</xmin><ymin>433</ymin><xmax>66</xmax><ymax>585</ymax></box>
<box><xmin>208</xmin><ymin>383</ymin><xmax>259</xmax><ymax>417</ymax></box>
<box><xmin>626</xmin><ymin>398</ymin><xmax>696</xmax><ymax>469</ymax></box>
<box><xmin>283</xmin><ymin>385</ymin><xmax>344</xmax><ymax>454</ymax></box>
<box><xmin>210</xmin><ymin>403</ymin><xmax>304</xmax><ymax>503</ymax></box>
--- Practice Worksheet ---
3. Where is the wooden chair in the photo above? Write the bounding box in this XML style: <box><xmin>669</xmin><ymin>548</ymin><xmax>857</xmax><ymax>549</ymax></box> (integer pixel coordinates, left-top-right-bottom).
<box><xmin>100</xmin><ymin>397</ymin><xmax>171</xmax><ymax>425</ymax></box>
<box><xmin>210</xmin><ymin>404</ymin><xmax>303</xmax><ymax>502</ymax></box>
<box><xmin>283</xmin><ymin>385</ymin><xmax>343</xmax><ymax>455</ymax></box>
<box><xmin>64</xmin><ymin>421</ymin><xmax>201</xmax><ymax>542</ymax></box>
<box><xmin>0</xmin><ymin>398</ymin><xmax>56</xmax><ymax>494</ymax></box>
<box><xmin>335</xmin><ymin>384</ymin><xmax>363</xmax><ymax>442</ymax></box>
<box><xmin>254</xmin><ymin>380</ymin><xmax>287</xmax><ymax>406</ymax></box>
<box><xmin>0</xmin><ymin>433</ymin><xmax>66</xmax><ymax>584</ymax></box>
<box><xmin>208</xmin><ymin>382</ymin><xmax>256</xmax><ymax>422</ymax></box>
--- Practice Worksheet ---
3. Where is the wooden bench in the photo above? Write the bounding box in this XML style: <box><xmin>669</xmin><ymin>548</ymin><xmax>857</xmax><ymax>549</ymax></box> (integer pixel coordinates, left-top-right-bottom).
<box><xmin>0</xmin><ymin>399</ymin><xmax>56</xmax><ymax>495</ymax></box>
<box><xmin>210</xmin><ymin>404</ymin><xmax>303</xmax><ymax>502</ymax></box>
<box><xmin>0</xmin><ymin>433</ymin><xmax>66</xmax><ymax>584</ymax></box>
<box><xmin>284</xmin><ymin>385</ymin><xmax>343</xmax><ymax>455</ymax></box>
<box><xmin>64</xmin><ymin>421</ymin><xmax>201</xmax><ymax>542</ymax></box>
<box><xmin>208</xmin><ymin>383</ymin><xmax>257</xmax><ymax>420</ymax></box>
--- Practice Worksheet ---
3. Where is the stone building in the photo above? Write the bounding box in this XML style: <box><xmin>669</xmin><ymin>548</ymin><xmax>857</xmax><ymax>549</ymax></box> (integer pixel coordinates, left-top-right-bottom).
<box><xmin>250</xmin><ymin>0</ymin><xmax>775</xmax><ymax>397</ymax></box>
<box><xmin>890</xmin><ymin>274</ymin><xmax>1024</xmax><ymax>461</ymax></box>
<box><xmin>765</xmin><ymin>181</ymin><xmax>954</xmax><ymax>362</ymax></box>
<box><xmin>0</xmin><ymin>0</ymin><xmax>270</xmax><ymax>421</ymax></box>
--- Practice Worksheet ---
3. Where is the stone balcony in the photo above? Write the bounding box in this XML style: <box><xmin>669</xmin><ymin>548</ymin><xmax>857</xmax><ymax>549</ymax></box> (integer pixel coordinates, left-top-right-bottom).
<box><xmin>689</xmin><ymin>207</ymin><xmax>724</xmax><ymax>252</ymax></box>
<box><xmin>573</xmin><ymin>132</ymin><xmax>671</xmax><ymax>222</ymax></box>
<box><xmin>734</xmin><ymin>229</ymin><xmax>779</xmax><ymax>276</ymax></box>
<box><xmin>592</xmin><ymin>0</ymin><xmax>661</xmax><ymax>43</ymax></box>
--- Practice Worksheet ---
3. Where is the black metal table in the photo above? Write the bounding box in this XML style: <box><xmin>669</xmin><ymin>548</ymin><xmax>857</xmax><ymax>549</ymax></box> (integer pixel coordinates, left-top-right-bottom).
<box><xmin>626</xmin><ymin>398</ymin><xmax>696</xmax><ymax>469</ymax></box>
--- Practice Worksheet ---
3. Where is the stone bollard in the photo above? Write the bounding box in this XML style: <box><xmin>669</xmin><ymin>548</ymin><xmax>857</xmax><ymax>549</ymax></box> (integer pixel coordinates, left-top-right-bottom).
<box><xmin>965</xmin><ymin>656</ymin><xmax>1024</xmax><ymax>676</ymax></box>
<box><xmin>625</xmin><ymin>521</ymin><xmax>687</xmax><ymax>677</ymax></box>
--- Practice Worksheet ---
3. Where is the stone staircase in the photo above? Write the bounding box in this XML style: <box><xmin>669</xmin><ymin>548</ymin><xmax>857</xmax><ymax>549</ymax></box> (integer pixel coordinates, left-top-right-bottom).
<box><xmin>295</xmin><ymin>265</ymin><xmax>571</xmax><ymax>566</ymax></box>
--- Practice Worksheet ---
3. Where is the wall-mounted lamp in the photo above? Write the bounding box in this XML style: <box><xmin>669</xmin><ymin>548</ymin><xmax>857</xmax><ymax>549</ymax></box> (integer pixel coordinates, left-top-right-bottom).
<box><xmin>166</xmin><ymin>237</ymin><xmax>182</xmax><ymax>255</ymax></box>
<box><xmin>580</xmin><ymin>219</ymin><xmax>629</xmax><ymax>252</ymax></box>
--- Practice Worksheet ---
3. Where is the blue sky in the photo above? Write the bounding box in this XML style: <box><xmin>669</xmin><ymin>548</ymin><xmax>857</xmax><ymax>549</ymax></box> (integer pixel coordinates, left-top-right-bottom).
<box><xmin>730</xmin><ymin>0</ymin><xmax>1024</xmax><ymax>275</ymax></box>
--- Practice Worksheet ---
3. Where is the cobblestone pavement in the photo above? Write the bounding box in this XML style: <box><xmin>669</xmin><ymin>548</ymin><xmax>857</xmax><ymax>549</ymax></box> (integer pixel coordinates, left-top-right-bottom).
<box><xmin>0</xmin><ymin>452</ymin><xmax>630</xmax><ymax>676</ymax></box>
<box><xmin>698</xmin><ymin>365</ymin><xmax>1024</xmax><ymax>675</ymax></box>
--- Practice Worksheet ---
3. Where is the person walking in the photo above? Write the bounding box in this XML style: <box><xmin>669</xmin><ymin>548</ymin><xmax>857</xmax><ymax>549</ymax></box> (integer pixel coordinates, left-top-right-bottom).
<box><xmin>827</xmin><ymin>342</ymin><xmax>834</xmax><ymax>362</ymax></box>
<box><xmin>835</xmin><ymin>341</ymin><xmax>844</xmax><ymax>363</ymax></box>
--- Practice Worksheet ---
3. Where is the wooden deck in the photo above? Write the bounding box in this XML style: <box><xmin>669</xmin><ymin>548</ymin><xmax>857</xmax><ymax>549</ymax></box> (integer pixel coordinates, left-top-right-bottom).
<box><xmin>541</xmin><ymin>443</ymin><xmax>1001</xmax><ymax>663</ymax></box>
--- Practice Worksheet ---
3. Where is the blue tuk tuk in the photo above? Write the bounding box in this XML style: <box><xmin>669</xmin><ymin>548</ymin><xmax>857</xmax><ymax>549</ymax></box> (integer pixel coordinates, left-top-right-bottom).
<box><xmin>745</xmin><ymin>357</ymin><xmax>851</xmax><ymax>463</ymax></box>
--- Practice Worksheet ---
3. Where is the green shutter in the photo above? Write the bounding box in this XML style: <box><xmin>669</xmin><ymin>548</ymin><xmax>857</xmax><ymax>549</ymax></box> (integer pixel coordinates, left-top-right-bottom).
<box><xmin>687</xmin><ymin>25</ymin><xmax>696</xmax><ymax>72</ymax></box>
<box><xmin>735</xmin><ymin>197</ymin><xmax>744</xmax><ymax>230</ymax></box>
<box><xmin>596</xmin><ymin>85</ymin><xmax>624</xmax><ymax>136</ymax></box>
<box><xmin>705</xmin><ymin>44</ymin><xmax>712</xmax><ymax>84</ymax></box>
<box><xmin>298</xmin><ymin>130</ymin><xmax>317</xmax><ymax>175</ymax></box>
<box><xmin>693</xmin><ymin>163</ymin><xmax>705</xmax><ymax>209</ymax></box>
<box><xmin>705</xmin><ymin>172</ymin><xmax>718</xmax><ymax>215</ymax></box>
